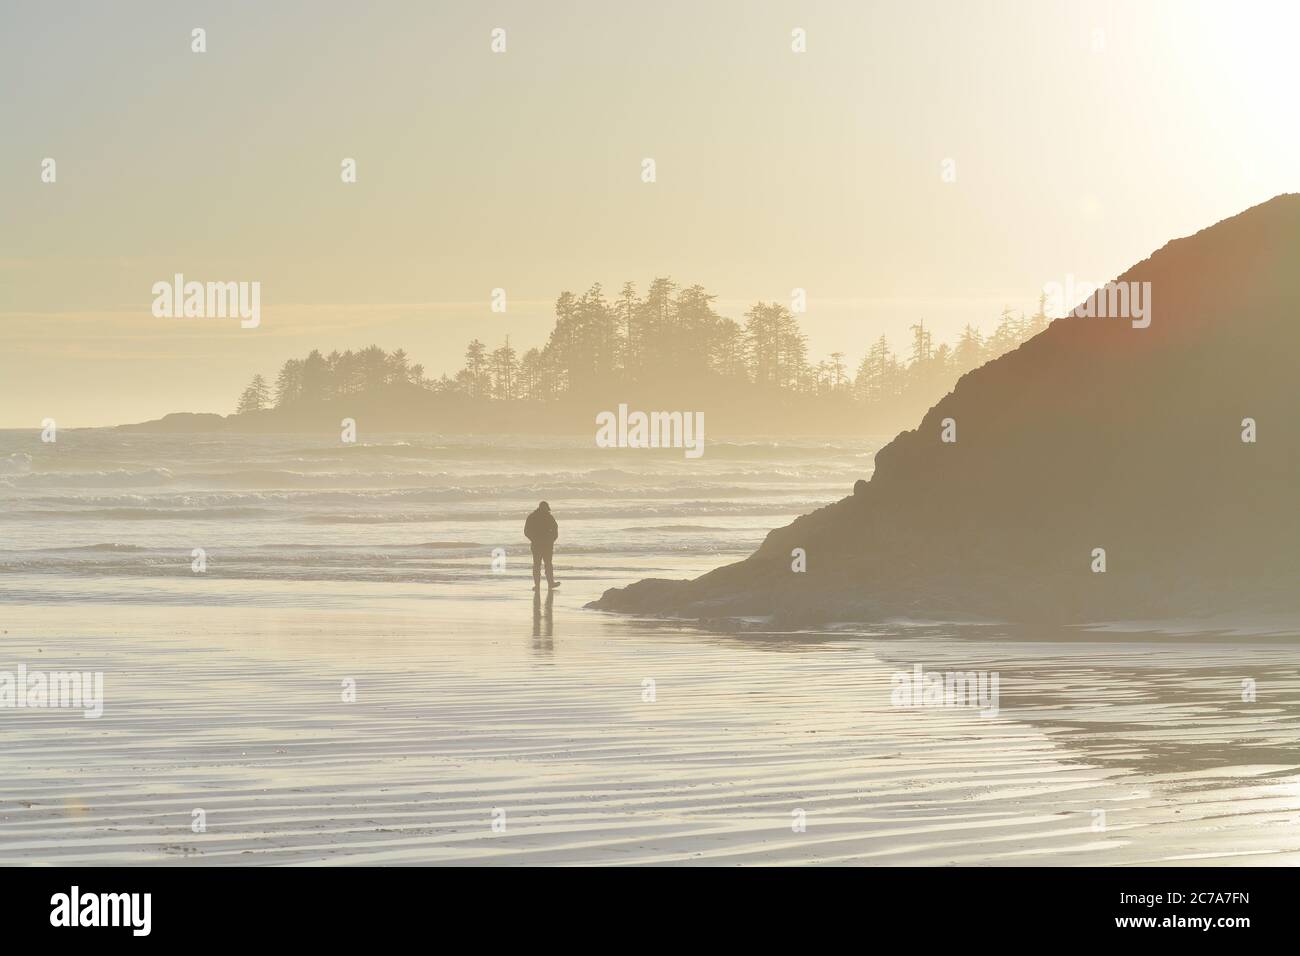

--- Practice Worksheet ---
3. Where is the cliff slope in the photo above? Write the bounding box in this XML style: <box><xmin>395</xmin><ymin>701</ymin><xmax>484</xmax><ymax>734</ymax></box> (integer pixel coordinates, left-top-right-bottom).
<box><xmin>591</xmin><ymin>196</ymin><xmax>1300</xmax><ymax>624</ymax></box>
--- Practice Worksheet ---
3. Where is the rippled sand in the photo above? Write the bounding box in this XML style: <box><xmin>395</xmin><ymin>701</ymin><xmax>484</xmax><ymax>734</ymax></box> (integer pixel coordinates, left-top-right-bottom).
<box><xmin>2</xmin><ymin>584</ymin><xmax>1298</xmax><ymax>866</ymax></box>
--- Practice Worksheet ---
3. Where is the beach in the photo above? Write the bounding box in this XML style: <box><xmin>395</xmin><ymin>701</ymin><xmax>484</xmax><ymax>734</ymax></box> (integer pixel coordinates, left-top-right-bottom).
<box><xmin>1</xmin><ymin>431</ymin><xmax>1298</xmax><ymax>865</ymax></box>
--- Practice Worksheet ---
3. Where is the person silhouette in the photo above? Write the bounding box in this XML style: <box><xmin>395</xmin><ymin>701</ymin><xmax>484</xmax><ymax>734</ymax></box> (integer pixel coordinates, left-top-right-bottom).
<box><xmin>524</xmin><ymin>500</ymin><xmax>559</xmax><ymax>590</ymax></box>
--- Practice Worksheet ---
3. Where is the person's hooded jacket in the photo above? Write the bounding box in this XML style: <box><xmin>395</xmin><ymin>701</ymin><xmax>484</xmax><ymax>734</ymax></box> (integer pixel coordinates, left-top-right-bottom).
<box><xmin>524</xmin><ymin>504</ymin><xmax>558</xmax><ymax>546</ymax></box>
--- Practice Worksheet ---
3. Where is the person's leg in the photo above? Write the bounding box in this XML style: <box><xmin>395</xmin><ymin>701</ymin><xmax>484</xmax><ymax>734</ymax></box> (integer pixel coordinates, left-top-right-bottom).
<box><xmin>543</xmin><ymin>545</ymin><xmax>556</xmax><ymax>586</ymax></box>
<box><xmin>531</xmin><ymin>545</ymin><xmax>542</xmax><ymax>589</ymax></box>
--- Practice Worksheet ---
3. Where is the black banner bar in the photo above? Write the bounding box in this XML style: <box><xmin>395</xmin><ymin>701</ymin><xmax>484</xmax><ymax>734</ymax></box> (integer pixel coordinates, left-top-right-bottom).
<box><xmin>0</xmin><ymin>866</ymin><xmax>1286</xmax><ymax>943</ymax></box>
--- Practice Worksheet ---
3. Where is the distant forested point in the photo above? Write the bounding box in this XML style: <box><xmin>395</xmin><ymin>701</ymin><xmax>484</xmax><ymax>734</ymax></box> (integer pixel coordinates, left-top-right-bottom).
<box><xmin>237</xmin><ymin>278</ymin><xmax>1051</xmax><ymax>419</ymax></box>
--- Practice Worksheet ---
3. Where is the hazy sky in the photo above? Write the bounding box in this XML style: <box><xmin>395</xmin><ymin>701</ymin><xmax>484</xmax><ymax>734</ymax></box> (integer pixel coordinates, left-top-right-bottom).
<box><xmin>2</xmin><ymin>0</ymin><xmax>1298</xmax><ymax>426</ymax></box>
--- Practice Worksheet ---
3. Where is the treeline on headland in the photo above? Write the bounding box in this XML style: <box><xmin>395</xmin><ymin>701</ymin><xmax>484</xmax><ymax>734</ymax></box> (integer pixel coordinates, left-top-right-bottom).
<box><xmin>224</xmin><ymin>279</ymin><xmax>1049</xmax><ymax>435</ymax></box>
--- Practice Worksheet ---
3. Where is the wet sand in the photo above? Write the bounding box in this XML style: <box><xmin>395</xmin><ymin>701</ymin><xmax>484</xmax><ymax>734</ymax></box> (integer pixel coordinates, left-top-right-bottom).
<box><xmin>2</xmin><ymin>583</ymin><xmax>1298</xmax><ymax>866</ymax></box>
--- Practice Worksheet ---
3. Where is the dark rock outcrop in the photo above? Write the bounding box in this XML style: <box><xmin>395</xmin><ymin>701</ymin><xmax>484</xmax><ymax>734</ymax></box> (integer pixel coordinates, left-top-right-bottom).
<box><xmin>590</xmin><ymin>195</ymin><xmax>1300</xmax><ymax>624</ymax></box>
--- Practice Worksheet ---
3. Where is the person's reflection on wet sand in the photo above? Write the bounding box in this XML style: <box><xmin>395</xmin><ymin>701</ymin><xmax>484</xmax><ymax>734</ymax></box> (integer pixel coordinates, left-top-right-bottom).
<box><xmin>532</xmin><ymin>587</ymin><xmax>554</xmax><ymax>653</ymax></box>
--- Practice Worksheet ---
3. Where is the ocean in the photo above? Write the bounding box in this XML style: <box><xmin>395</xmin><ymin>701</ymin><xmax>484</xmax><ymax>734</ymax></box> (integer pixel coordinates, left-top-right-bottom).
<box><xmin>0</xmin><ymin>430</ymin><xmax>867</xmax><ymax>604</ymax></box>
